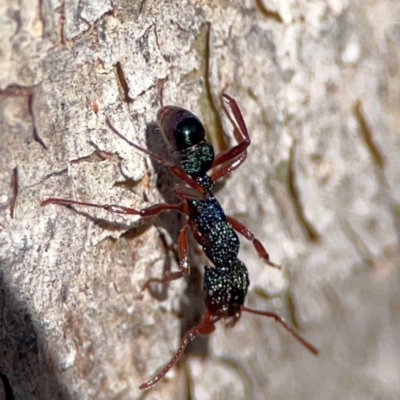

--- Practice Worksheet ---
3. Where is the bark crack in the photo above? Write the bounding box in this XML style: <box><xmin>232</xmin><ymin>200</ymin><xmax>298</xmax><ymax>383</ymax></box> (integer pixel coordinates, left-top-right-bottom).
<box><xmin>288</xmin><ymin>142</ymin><xmax>320</xmax><ymax>242</ymax></box>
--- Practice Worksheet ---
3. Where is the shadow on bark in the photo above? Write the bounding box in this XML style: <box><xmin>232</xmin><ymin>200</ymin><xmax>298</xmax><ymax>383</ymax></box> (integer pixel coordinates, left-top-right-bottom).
<box><xmin>144</xmin><ymin>122</ymin><xmax>209</xmax><ymax>358</ymax></box>
<box><xmin>0</xmin><ymin>268</ymin><xmax>70</xmax><ymax>400</ymax></box>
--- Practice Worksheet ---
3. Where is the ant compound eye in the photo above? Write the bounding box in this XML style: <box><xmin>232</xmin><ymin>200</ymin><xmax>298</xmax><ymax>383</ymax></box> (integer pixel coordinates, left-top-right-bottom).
<box><xmin>157</xmin><ymin>106</ymin><xmax>206</xmax><ymax>151</ymax></box>
<box><xmin>175</xmin><ymin>116</ymin><xmax>205</xmax><ymax>150</ymax></box>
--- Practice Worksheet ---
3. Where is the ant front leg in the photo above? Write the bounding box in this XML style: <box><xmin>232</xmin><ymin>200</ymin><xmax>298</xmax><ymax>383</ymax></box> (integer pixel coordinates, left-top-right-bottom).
<box><xmin>139</xmin><ymin>221</ymin><xmax>191</xmax><ymax>297</ymax></box>
<box><xmin>227</xmin><ymin>216</ymin><xmax>281</xmax><ymax>270</ymax></box>
<box><xmin>211</xmin><ymin>94</ymin><xmax>251</xmax><ymax>181</ymax></box>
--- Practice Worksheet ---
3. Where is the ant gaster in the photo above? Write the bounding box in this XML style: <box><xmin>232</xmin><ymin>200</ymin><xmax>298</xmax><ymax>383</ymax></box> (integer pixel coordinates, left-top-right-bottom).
<box><xmin>41</xmin><ymin>94</ymin><xmax>319</xmax><ymax>390</ymax></box>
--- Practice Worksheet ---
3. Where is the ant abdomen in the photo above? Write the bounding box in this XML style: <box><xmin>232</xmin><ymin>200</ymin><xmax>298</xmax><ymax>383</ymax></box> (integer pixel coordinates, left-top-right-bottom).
<box><xmin>157</xmin><ymin>106</ymin><xmax>215</xmax><ymax>178</ymax></box>
<box><xmin>203</xmin><ymin>260</ymin><xmax>249</xmax><ymax>317</ymax></box>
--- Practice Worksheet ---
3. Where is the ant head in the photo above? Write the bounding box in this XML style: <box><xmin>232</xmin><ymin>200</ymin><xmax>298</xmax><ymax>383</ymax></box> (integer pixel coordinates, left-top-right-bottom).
<box><xmin>203</xmin><ymin>259</ymin><xmax>250</xmax><ymax>317</ymax></box>
<box><xmin>157</xmin><ymin>106</ymin><xmax>206</xmax><ymax>151</ymax></box>
<box><xmin>157</xmin><ymin>106</ymin><xmax>215</xmax><ymax>178</ymax></box>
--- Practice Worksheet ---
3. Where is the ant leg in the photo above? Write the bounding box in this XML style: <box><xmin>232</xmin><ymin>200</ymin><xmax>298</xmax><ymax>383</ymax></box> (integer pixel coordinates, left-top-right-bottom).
<box><xmin>139</xmin><ymin>311</ymin><xmax>222</xmax><ymax>390</ymax></box>
<box><xmin>139</xmin><ymin>222</ymin><xmax>190</xmax><ymax>296</ymax></box>
<box><xmin>225</xmin><ymin>311</ymin><xmax>242</xmax><ymax>329</ymax></box>
<box><xmin>10</xmin><ymin>167</ymin><xmax>18</xmax><ymax>218</ymax></box>
<box><xmin>211</xmin><ymin>94</ymin><xmax>251</xmax><ymax>180</ymax></box>
<box><xmin>188</xmin><ymin>219</ymin><xmax>208</xmax><ymax>252</ymax></box>
<box><xmin>242</xmin><ymin>306</ymin><xmax>319</xmax><ymax>355</ymax></box>
<box><xmin>222</xmin><ymin>93</ymin><xmax>250</xmax><ymax>143</ymax></box>
<box><xmin>105</xmin><ymin>118</ymin><xmax>207</xmax><ymax>196</ymax></box>
<box><xmin>227</xmin><ymin>216</ymin><xmax>281</xmax><ymax>270</ymax></box>
<box><xmin>173</xmin><ymin>185</ymin><xmax>206</xmax><ymax>201</ymax></box>
<box><xmin>41</xmin><ymin>197</ymin><xmax>188</xmax><ymax>217</ymax></box>
<box><xmin>139</xmin><ymin>205</ymin><xmax>208</xmax><ymax>296</ymax></box>
<box><xmin>210</xmin><ymin>152</ymin><xmax>247</xmax><ymax>181</ymax></box>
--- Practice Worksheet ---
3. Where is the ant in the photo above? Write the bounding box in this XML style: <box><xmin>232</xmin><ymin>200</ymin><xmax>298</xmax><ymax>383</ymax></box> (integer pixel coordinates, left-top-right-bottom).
<box><xmin>41</xmin><ymin>94</ymin><xmax>319</xmax><ymax>390</ymax></box>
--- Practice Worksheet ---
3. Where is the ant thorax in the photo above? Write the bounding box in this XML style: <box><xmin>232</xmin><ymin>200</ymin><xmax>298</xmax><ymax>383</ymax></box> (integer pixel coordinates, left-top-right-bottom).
<box><xmin>187</xmin><ymin>196</ymin><xmax>240</xmax><ymax>266</ymax></box>
<box><xmin>177</xmin><ymin>141</ymin><xmax>214</xmax><ymax>178</ymax></box>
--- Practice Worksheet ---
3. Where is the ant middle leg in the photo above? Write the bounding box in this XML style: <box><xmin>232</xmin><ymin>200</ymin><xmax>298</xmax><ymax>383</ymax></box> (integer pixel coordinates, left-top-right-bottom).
<box><xmin>41</xmin><ymin>196</ymin><xmax>193</xmax><ymax>293</ymax></box>
<box><xmin>227</xmin><ymin>216</ymin><xmax>281</xmax><ymax>270</ymax></box>
<box><xmin>139</xmin><ymin>221</ymin><xmax>191</xmax><ymax>296</ymax></box>
<box><xmin>41</xmin><ymin>197</ymin><xmax>188</xmax><ymax>217</ymax></box>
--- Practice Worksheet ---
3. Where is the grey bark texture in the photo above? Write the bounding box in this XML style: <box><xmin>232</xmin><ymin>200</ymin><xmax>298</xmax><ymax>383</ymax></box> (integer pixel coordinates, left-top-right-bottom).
<box><xmin>1</xmin><ymin>0</ymin><xmax>400</xmax><ymax>399</ymax></box>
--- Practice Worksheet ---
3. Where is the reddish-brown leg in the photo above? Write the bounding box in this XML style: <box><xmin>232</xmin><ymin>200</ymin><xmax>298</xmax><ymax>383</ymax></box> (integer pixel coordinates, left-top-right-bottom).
<box><xmin>139</xmin><ymin>205</ymin><xmax>209</xmax><ymax>296</ymax></box>
<box><xmin>227</xmin><ymin>216</ymin><xmax>281</xmax><ymax>269</ymax></box>
<box><xmin>139</xmin><ymin>311</ymin><xmax>222</xmax><ymax>390</ymax></box>
<box><xmin>222</xmin><ymin>93</ymin><xmax>251</xmax><ymax>143</ymax></box>
<box><xmin>188</xmin><ymin>219</ymin><xmax>208</xmax><ymax>252</ymax></box>
<box><xmin>211</xmin><ymin>94</ymin><xmax>251</xmax><ymax>181</ymax></box>
<box><xmin>242</xmin><ymin>306</ymin><xmax>319</xmax><ymax>355</ymax></box>
<box><xmin>224</xmin><ymin>310</ymin><xmax>242</xmax><ymax>329</ymax></box>
<box><xmin>173</xmin><ymin>185</ymin><xmax>206</xmax><ymax>201</ymax></box>
<box><xmin>105</xmin><ymin>118</ymin><xmax>207</xmax><ymax>196</ymax></box>
<box><xmin>41</xmin><ymin>198</ymin><xmax>187</xmax><ymax>217</ymax></box>
<box><xmin>211</xmin><ymin>152</ymin><xmax>248</xmax><ymax>182</ymax></box>
<box><xmin>9</xmin><ymin>167</ymin><xmax>18</xmax><ymax>218</ymax></box>
<box><xmin>139</xmin><ymin>221</ymin><xmax>191</xmax><ymax>296</ymax></box>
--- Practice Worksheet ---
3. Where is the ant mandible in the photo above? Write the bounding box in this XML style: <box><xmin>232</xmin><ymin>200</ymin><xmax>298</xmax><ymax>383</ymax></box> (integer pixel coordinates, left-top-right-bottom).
<box><xmin>41</xmin><ymin>93</ymin><xmax>318</xmax><ymax>390</ymax></box>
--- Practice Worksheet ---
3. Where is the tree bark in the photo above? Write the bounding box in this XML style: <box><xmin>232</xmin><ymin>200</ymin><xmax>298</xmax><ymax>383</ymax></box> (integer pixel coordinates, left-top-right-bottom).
<box><xmin>1</xmin><ymin>1</ymin><xmax>400</xmax><ymax>399</ymax></box>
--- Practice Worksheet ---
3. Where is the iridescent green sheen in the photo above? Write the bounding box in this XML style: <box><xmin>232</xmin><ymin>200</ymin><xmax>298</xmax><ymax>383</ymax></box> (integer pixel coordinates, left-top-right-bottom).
<box><xmin>174</xmin><ymin>116</ymin><xmax>205</xmax><ymax>150</ymax></box>
<box><xmin>203</xmin><ymin>260</ymin><xmax>250</xmax><ymax>317</ymax></box>
<box><xmin>180</xmin><ymin>142</ymin><xmax>214</xmax><ymax>178</ymax></box>
<box><xmin>187</xmin><ymin>197</ymin><xmax>240</xmax><ymax>266</ymax></box>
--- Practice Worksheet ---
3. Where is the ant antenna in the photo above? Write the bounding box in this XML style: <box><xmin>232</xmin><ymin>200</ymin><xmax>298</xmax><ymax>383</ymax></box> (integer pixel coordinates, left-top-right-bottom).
<box><xmin>105</xmin><ymin>118</ymin><xmax>207</xmax><ymax>196</ymax></box>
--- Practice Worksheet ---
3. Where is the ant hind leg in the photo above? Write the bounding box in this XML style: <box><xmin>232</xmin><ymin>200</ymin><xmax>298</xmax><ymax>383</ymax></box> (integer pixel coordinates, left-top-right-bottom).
<box><xmin>41</xmin><ymin>198</ymin><xmax>187</xmax><ymax>217</ymax></box>
<box><xmin>139</xmin><ymin>311</ymin><xmax>222</xmax><ymax>390</ymax></box>
<box><xmin>139</xmin><ymin>221</ymin><xmax>191</xmax><ymax>297</ymax></box>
